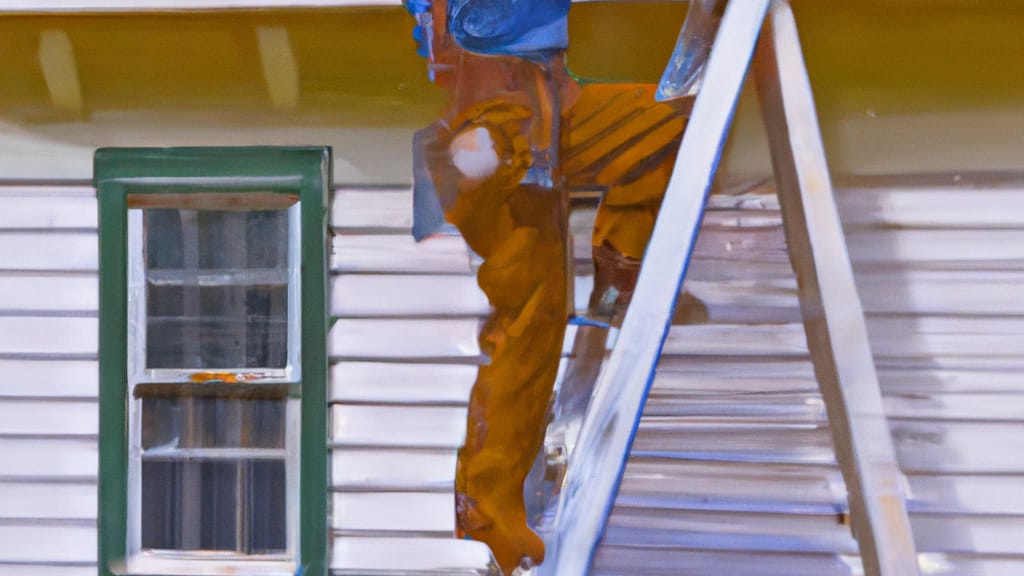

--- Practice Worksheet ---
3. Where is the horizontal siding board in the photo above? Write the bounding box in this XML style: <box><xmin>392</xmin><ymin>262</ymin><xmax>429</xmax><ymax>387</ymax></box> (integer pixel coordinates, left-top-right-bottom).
<box><xmin>837</xmin><ymin>187</ymin><xmax>1024</xmax><ymax>229</ymax></box>
<box><xmin>655</xmin><ymin>358</ymin><xmax>815</xmax><ymax>382</ymax></box>
<box><xmin>661</xmin><ymin>324</ymin><xmax>809</xmax><ymax>358</ymax></box>
<box><xmin>0</xmin><ymin>400</ymin><xmax>96</xmax><ymax>436</ymax></box>
<box><xmin>632</xmin><ymin>422</ymin><xmax>836</xmax><ymax>466</ymax></box>
<box><xmin>846</xmin><ymin>229</ymin><xmax>1024</xmax><ymax>265</ymax></box>
<box><xmin>0</xmin><ymin>195</ymin><xmax>97</xmax><ymax>230</ymax></box>
<box><xmin>909</xmin><ymin>475</ymin><xmax>1024</xmax><ymax>516</ymax></box>
<box><xmin>892</xmin><ymin>421</ymin><xmax>1024</xmax><ymax>474</ymax></box>
<box><xmin>331</xmin><ymin>235</ymin><xmax>471</xmax><ymax>275</ymax></box>
<box><xmin>0</xmin><ymin>233</ymin><xmax>98</xmax><ymax>272</ymax></box>
<box><xmin>856</xmin><ymin>269</ymin><xmax>1024</xmax><ymax>316</ymax></box>
<box><xmin>884</xmin><ymin>393</ymin><xmax>1024</xmax><ymax>422</ymax></box>
<box><xmin>0</xmin><ymin>482</ymin><xmax>96</xmax><ymax>520</ymax></box>
<box><xmin>0</xmin><ymin>317</ymin><xmax>97</xmax><ymax>357</ymax></box>
<box><xmin>618</xmin><ymin>459</ymin><xmax>845</xmax><ymax>513</ymax></box>
<box><xmin>332</xmin><ymin>492</ymin><xmax>454</xmax><ymax>535</ymax></box>
<box><xmin>874</xmin><ymin>355</ymin><xmax>1024</xmax><ymax>372</ymax></box>
<box><xmin>0</xmin><ymin>524</ymin><xmax>96</xmax><ymax>563</ymax></box>
<box><xmin>601</xmin><ymin>518</ymin><xmax>857</xmax><ymax>555</ymax></box>
<box><xmin>876</xmin><ymin>368</ymin><xmax>1024</xmax><ymax>394</ymax></box>
<box><xmin>917</xmin><ymin>557</ymin><xmax>1024</xmax><ymax>576</ymax></box>
<box><xmin>0</xmin><ymin>565</ymin><xmax>95</xmax><ymax>576</ymax></box>
<box><xmin>328</xmin><ymin>318</ymin><xmax>480</xmax><ymax>362</ymax></box>
<box><xmin>684</xmin><ymin>259</ymin><xmax>795</xmax><ymax>283</ymax></box>
<box><xmin>705</xmin><ymin>191</ymin><xmax>780</xmax><ymax>212</ymax></box>
<box><xmin>0</xmin><ymin>438</ymin><xmax>97</xmax><ymax>478</ymax></box>
<box><xmin>331</xmin><ymin>275</ymin><xmax>488</xmax><ymax>318</ymax></box>
<box><xmin>911</xmin><ymin>515</ymin><xmax>1024</xmax><ymax>555</ymax></box>
<box><xmin>330</xmin><ymin>188</ymin><xmax>413</xmax><ymax>232</ymax></box>
<box><xmin>331</xmin><ymin>405</ymin><xmax>467</xmax><ymax>449</ymax></box>
<box><xmin>0</xmin><ymin>274</ymin><xmax>97</xmax><ymax>314</ymax></box>
<box><xmin>866</xmin><ymin>316</ymin><xmax>1024</xmax><ymax>359</ymax></box>
<box><xmin>329</xmin><ymin>362</ymin><xmax>475</xmax><ymax>405</ymax></box>
<box><xmin>692</xmin><ymin>227</ymin><xmax>789</xmax><ymax>264</ymax></box>
<box><xmin>593</xmin><ymin>546</ymin><xmax>860</xmax><ymax>576</ymax></box>
<box><xmin>331</xmin><ymin>448</ymin><xmax>456</xmax><ymax>492</ymax></box>
<box><xmin>0</xmin><ymin>360</ymin><xmax>97</xmax><ymax>398</ymax></box>
<box><xmin>641</xmin><ymin>392</ymin><xmax>826</xmax><ymax>422</ymax></box>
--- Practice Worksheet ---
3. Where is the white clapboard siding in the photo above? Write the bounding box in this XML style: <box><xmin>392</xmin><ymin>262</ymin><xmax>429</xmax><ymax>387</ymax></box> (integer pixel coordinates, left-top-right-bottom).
<box><xmin>328</xmin><ymin>318</ymin><xmax>481</xmax><ymax>361</ymax></box>
<box><xmin>892</xmin><ymin>421</ymin><xmax>1024</xmax><ymax>474</ymax></box>
<box><xmin>917</xmin><ymin>556</ymin><xmax>1024</xmax><ymax>576</ymax></box>
<box><xmin>876</xmin><ymin>368</ymin><xmax>1023</xmax><ymax>394</ymax></box>
<box><xmin>856</xmin><ymin>269</ymin><xmax>1024</xmax><ymax>315</ymax></box>
<box><xmin>0</xmin><ymin>192</ymin><xmax>97</xmax><ymax>230</ymax></box>
<box><xmin>594</xmin><ymin>546</ymin><xmax>857</xmax><ymax>576</ymax></box>
<box><xmin>641</xmin><ymin>392</ymin><xmax>826</xmax><ymax>422</ymax></box>
<box><xmin>684</xmin><ymin>259</ymin><xmax>795</xmax><ymax>283</ymax></box>
<box><xmin>884</xmin><ymin>393</ymin><xmax>1024</xmax><ymax>422</ymax></box>
<box><xmin>0</xmin><ymin>317</ymin><xmax>97</xmax><ymax>357</ymax></box>
<box><xmin>706</xmin><ymin>191</ymin><xmax>780</xmax><ymax>212</ymax></box>
<box><xmin>331</xmin><ymin>275</ymin><xmax>488</xmax><ymax>318</ymax></box>
<box><xmin>662</xmin><ymin>324</ymin><xmax>809</xmax><ymax>358</ymax></box>
<box><xmin>0</xmin><ymin>565</ymin><xmax>95</xmax><ymax>576</ymax></box>
<box><xmin>692</xmin><ymin>227</ymin><xmax>790</xmax><ymax>263</ymax></box>
<box><xmin>875</xmin><ymin>355</ymin><xmax>1024</xmax><ymax>373</ymax></box>
<box><xmin>0</xmin><ymin>189</ymin><xmax>100</xmax><ymax>575</ymax></box>
<box><xmin>631</xmin><ymin>422</ymin><xmax>836</xmax><ymax>466</ymax></box>
<box><xmin>652</xmin><ymin>372</ymin><xmax>820</xmax><ymax>396</ymax></box>
<box><xmin>604</xmin><ymin>509</ymin><xmax>858</xmax><ymax>555</ymax></box>
<box><xmin>655</xmin><ymin>358</ymin><xmax>815</xmax><ymax>381</ymax></box>
<box><xmin>0</xmin><ymin>274</ymin><xmax>98</xmax><ymax>314</ymax></box>
<box><xmin>682</xmin><ymin>277</ymin><xmax>801</xmax><ymax>323</ymax></box>
<box><xmin>846</xmin><ymin>229</ymin><xmax>1024</xmax><ymax>265</ymax></box>
<box><xmin>911</xmin><ymin>515</ymin><xmax>1024</xmax><ymax>555</ymax></box>
<box><xmin>331</xmin><ymin>448</ymin><xmax>456</xmax><ymax>492</ymax></box>
<box><xmin>700</xmin><ymin>209</ymin><xmax>783</xmax><ymax>229</ymax></box>
<box><xmin>866</xmin><ymin>316</ymin><xmax>1024</xmax><ymax>358</ymax></box>
<box><xmin>0</xmin><ymin>233</ymin><xmax>98</xmax><ymax>272</ymax></box>
<box><xmin>330</xmin><ymin>362</ymin><xmax>476</xmax><ymax>405</ymax></box>
<box><xmin>331</xmin><ymin>405</ymin><xmax>467</xmax><ymax>449</ymax></box>
<box><xmin>331</xmin><ymin>187</ymin><xmax>414</xmax><ymax>232</ymax></box>
<box><xmin>331</xmin><ymin>235</ymin><xmax>472</xmax><ymax>275</ymax></box>
<box><xmin>333</xmin><ymin>491</ymin><xmax>455</xmax><ymax>535</ymax></box>
<box><xmin>0</xmin><ymin>359</ymin><xmax>97</xmax><ymax>398</ymax></box>
<box><xmin>332</xmin><ymin>537</ymin><xmax>497</xmax><ymax>576</ymax></box>
<box><xmin>0</xmin><ymin>524</ymin><xmax>96</xmax><ymax>563</ymax></box>
<box><xmin>617</xmin><ymin>459</ymin><xmax>846</xmax><ymax>511</ymax></box>
<box><xmin>909</xmin><ymin>475</ymin><xmax>1024</xmax><ymax>515</ymax></box>
<box><xmin>0</xmin><ymin>438</ymin><xmax>98</xmax><ymax>479</ymax></box>
<box><xmin>837</xmin><ymin>187</ymin><xmax>1024</xmax><ymax>228</ymax></box>
<box><xmin>0</xmin><ymin>400</ymin><xmax>96</xmax><ymax>436</ymax></box>
<box><xmin>0</xmin><ymin>482</ymin><xmax>96</xmax><ymax>519</ymax></box>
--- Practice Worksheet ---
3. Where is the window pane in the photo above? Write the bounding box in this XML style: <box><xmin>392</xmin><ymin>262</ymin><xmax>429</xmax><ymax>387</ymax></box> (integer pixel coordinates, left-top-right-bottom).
<box><xmin>144</xmin><ymin>208</ymin><xmax>290</xmax><ymax>370</ymax></box>
<box><xmin>142</xmin><ymin>396</ymin><xmax>285</xmax><ymax>450</ymax></box>
<box><xmin>141</xmin><ymin>459</ymin><xmax>286</xmax><ymax>553</ymax></box>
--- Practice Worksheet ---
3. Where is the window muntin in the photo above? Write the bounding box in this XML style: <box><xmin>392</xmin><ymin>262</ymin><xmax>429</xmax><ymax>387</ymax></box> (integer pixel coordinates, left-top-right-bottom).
<box><xmin>124</xmin><ymin>194</ymin><xmax>301</xmax><ymax>569</ymax></box>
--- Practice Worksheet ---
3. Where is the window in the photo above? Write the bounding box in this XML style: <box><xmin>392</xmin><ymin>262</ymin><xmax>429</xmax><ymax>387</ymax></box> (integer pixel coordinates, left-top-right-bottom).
<box><xmin>97</xmin><ymin>148</ymin><xmax>330</xmax><ymax>576</ymax></box>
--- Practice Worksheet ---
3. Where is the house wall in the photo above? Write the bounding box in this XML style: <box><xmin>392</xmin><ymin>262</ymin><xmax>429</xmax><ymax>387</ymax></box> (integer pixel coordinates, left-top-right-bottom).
<box><xmin>0</xmin><ymin>180</ymin><xmax>491</xmax><ymax>575</ymax></box>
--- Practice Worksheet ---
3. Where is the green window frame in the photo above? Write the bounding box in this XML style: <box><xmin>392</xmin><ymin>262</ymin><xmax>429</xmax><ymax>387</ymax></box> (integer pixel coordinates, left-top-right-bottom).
<box><xmin>96</xmin><ymin>147</ymin><xmax>330</xmax><ymax>576</ymax></box>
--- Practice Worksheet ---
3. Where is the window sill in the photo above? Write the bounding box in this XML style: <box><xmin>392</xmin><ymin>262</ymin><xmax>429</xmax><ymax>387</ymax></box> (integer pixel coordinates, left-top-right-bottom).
<box><xmin>120</xmin><ymin>552</ymin><xmax>297</xmax><ymax>576</ymax></box>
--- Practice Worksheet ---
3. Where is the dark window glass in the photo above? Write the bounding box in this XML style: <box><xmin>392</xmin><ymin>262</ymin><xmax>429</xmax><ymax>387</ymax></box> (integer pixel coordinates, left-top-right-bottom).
<box><xmin>141</xmin><ymin>396</ymin><xmax>285</xmax><ymax>450</ymax></box>
<box><xmin>144</xmin><ymin>208</ymin><xmax>290</xmax><ymax>369</ymax></box>
<box><xmin>141</xmin><ymin>459</ymin><xmax>286</xmax><ymax>554</ymax></box>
